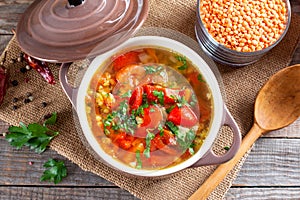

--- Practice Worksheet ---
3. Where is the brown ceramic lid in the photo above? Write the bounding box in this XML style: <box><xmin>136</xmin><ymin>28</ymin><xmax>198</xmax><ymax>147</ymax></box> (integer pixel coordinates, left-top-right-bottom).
<box><xmin>16</xmin><ymin>0</ymin><xmax>149</xmax><ymax>63</ymax></box>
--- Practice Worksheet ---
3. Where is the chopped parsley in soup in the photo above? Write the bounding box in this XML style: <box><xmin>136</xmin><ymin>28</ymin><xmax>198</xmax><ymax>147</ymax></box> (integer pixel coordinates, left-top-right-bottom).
<box><xmin>85</xmin><ymin>47</ymin><xmax>213</xmax><ymax>170</ymax></box>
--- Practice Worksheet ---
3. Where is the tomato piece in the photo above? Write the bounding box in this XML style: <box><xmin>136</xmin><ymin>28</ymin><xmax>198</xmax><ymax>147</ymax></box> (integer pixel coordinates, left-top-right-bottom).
<box><xmin>163</xmin><ymin>88</ymin><xmax>179</xmax><ymax>104</ymax></box>
<box><xmin>111</xmin><ymin>132</ymin><xmax>126</xmax><ymax>143</ymax></box>
<box><xmin>129</xmin><ymin>86</ymin><xmax>143</xmax><ymax>110</ymax></box>
<box><xmin>167</xmin><ymin>105</ymin><xmax>198</xmax><ymax>127</ymax></box>
<box><xmin>161</xmin><ymin>129</ymin><xmax>176</xmax><ymax>145</ymax></box>
<box><xmin>151</xmin><ymin>135</ymin><xmax>165</xmax><ymax>149</ymax></box>
<box><xmin>119</xmin><ymin>139</ymin><xmax>132</xmax><ymax>150</ymax></box>
<box><xmin>112</xmin><ymin>51</ymin><xmax>140</xmax><ymax>71</ymax></box>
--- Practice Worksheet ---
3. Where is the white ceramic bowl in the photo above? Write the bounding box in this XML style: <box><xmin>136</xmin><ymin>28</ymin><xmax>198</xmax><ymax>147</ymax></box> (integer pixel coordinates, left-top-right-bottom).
<box><xmin>60</xmin><ymin>36</ymin><xmax>241</xmax><ymax>177</ymax></box>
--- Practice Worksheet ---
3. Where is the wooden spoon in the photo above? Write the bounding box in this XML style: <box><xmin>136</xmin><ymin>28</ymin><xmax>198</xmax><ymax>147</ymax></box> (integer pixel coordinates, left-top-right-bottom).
<box><xmin>189</xmin><ymin>64</ymin><xmax>300</xmax><ymax>200</ymax></box>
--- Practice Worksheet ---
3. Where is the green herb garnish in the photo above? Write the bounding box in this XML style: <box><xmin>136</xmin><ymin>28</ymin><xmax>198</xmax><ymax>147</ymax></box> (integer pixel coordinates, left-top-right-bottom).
<box><xmin>144</xmin><ymin>65</ymin><xmax>163</xmax><ymax>74</ymax></box>
<box><xmin>5</xmin><ymin>112</ymin><xmax>59</xmax><ymax>154</ymax></box>
<box><xmin>176</xmin><ymin>55</ymin><xmax>188</xmax><ymax>70</ymax></box>
<box><xmin>132</xmin><ymin>103</ymin><xmax>149</xmax><ymax>117</ymax></box>
<box><xmin>166</xmin><ymin>121</ymin><xmax>196</xmax><ymax>151</ymax></box>
<box><xmin>103</xmin><ymin>101</ymin><xmax>137</xmax><ymax>135</ymax></box>
<box><xmin>197</xmin><ymin>74</ymin><xmax>205</xmax><ymax>82</ymax></box>
<box><xmin>166</xmin><ymin>105</ymin><xmax>176</xmax><ymax>114</ymax></box>
<box><xmin>40</xmin><ymin>158</ymin><xmax>67</xmax><ymax>184</ymax></box>
<box><xmin>135</xmin><ymin>150</ymin><xmax>142</xmax><ymax>169</ymax></box>
<box><xmin>143</xmin><ymin>131</ymin><xmax>155</xmax><ymax>158</ymax></box>
<box><xmin>224</xmin><ymin>146</ymin><xmax>230</xmax><ymax>151</ymax></box>
<box><xmin>153</xmin><ymin>90</ymin><xmax>164</xmax><ymax>105</ymax></box>
<box><xmin>121</xmin><ymin>90</ymin><xmax>132</xmax><ymax>98</ymax></box>
<box><xmin>158</xmin><ymin>124</ymin><xmax>164</xmax><ymax>136</ymax></box>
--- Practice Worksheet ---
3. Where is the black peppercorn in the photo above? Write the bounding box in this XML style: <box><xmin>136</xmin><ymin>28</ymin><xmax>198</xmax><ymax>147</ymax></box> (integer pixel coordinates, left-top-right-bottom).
<box><xmin>24</xmin><ymin>98</ymin><xmax>30</xmax><ymax>104</ymax></box>
<box><xmin>44</xmin><ymin>113</ymin><xmax>52</xmax><ymax>120</ymax></box>
<box><xmin>12</xmin><ymin>105</ymin><xmax>18</xmax><ymax>110</ymax></box>
<box><xmin>11</xmin><ymin>80</ymin><xmax>18</xmax><ymax>86</ymax></box>
<box><xmin>42</xmin><ymin>102</ymin><xmax>47</xmax><ymax>108</ymax></box>
<box><xmin>20</xmin><ymin>67</ymin><xmax>27</xmax><ymax>73</ymax></box>
<box><xmin>13</xmin><ymin>97</ymin><xmax>18</xmax><ymax>103</ymax></box>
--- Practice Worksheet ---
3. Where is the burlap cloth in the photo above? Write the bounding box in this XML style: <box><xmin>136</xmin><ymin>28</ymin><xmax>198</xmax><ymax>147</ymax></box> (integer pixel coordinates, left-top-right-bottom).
<box><xmin>1</xmin><ymin>0</ymin><xmax>300</xmax><ymax>199</ymax></box>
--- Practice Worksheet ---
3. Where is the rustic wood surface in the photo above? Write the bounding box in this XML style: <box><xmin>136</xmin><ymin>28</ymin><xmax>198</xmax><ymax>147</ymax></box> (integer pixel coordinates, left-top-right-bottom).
<box><xmin>0</xmin><ymin>0</ymin><xmax>299</xmax><ymax>199</ymax></box>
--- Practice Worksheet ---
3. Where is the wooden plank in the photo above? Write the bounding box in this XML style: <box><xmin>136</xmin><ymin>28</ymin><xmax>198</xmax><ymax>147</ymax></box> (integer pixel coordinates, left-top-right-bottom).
<box><xmin>226</xmin><ymin>188</ymin><xmax>300</xmax><ymax>199</ymax></box>
<box><xmin>0</xmin><ymin>187</ymin><xmax>138</xmax><ymax>200</ymax></box>
<box><xmin>0</xmin><ymin>139</ymin><xmax>114</xmax><ymax>186</ymax></box>
<box><xmin>0</xmin><ymin>35</ymin><xmax>12</xmax><ymax>54</ymax></box>
<box><xmin>2</xmin><ymin>137</ymin><xmax>300</xmax><ymax>187</ymax></box>
<box><xmin>232</xmin><ymin>138</ymin><xmax>300</xmax><ymax>186</ymax></box>
<box><xmin>262</xmin><ymin>118</ymin><xmax>300</xmax><ymax>138</ymax></box>
<box><xmin>0</xmin><ymin>0</ymin><xmax>32</xmax><ymax>34</ymax></box>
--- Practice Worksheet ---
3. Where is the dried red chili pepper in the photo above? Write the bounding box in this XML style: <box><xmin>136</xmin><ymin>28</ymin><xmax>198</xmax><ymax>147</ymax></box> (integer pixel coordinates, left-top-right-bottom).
<box><xmin>0</xmin><ymin>65</ymin><xmax>9</xmax><ymax>105</ymax></box>
<box><xmin>23</xmin><ymin>53</ymin><xmax>55</xmax><ymax>84</ymax></box>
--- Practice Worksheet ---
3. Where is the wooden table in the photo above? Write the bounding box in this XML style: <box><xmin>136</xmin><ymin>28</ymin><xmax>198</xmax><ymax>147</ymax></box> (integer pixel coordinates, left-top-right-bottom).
<box><xmin>1</xmin><ymin>1</ymin><xmax>299</xmax><ymax>199</ymax></box>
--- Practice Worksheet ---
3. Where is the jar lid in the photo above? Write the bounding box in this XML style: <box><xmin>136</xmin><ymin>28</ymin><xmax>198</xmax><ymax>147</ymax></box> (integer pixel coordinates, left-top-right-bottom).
<box><xmin>16</xmin><ymin>0</ymin><xmax>149</xmax><ymax>63</ymax></box>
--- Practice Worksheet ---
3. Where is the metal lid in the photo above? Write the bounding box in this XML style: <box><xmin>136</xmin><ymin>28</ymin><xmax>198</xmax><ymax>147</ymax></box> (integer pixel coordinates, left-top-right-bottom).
<box><xmin>16</xmin><ymin>0</ymin><xmax>149</xmax><ymax>63</ymax></box>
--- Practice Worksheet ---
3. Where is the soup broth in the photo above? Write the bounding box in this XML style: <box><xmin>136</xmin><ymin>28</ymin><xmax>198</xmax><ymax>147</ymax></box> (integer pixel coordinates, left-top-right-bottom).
<box><xmin>85</xmin><ymin>46</ymin><xmax>213</xmax><ymax>170</ymax></box>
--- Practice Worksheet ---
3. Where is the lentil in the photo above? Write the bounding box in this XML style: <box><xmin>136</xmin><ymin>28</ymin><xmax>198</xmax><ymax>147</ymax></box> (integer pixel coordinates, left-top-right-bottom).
<box><xmin>25</xmin><ymin>65</ymin><xmax>31</xmax><ymax>70</ymax></box>
<box><xmin>200</xmin><ymin>0</ymin><xmax>288</xmax><ymax>52</ymax></box>
<box><xmin>26</xmin><ymin>92</ymin><xmax>32</xmax><ymax>97</ymax></box>
<box><xmin>9</xmin><ymin>59</ymin><xmax>16</xmax><ymax>64</ymax></box>
<box><xmin>28</xmin><ymin>96</ymin><xmax>34</xmax><ymax>102</ymax></box>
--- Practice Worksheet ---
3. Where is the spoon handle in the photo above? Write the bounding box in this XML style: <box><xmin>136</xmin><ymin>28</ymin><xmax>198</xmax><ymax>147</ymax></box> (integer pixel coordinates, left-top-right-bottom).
<box><xmin>189</xmin><ymin>123</ymin><xmax>265</xmax><ymax>200</ymax></box>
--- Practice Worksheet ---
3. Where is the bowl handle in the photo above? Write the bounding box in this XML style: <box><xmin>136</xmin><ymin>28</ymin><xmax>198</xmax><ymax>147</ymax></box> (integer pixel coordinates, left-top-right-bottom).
<box><xmin>191</xmin><ymin>105</ymin><xmax>241</xmax><ymax>167</ymax></box>
<box><xmin>59</xmin><ymin>63</ymin><xmax>78</xmax><ymax>108</ymax></box>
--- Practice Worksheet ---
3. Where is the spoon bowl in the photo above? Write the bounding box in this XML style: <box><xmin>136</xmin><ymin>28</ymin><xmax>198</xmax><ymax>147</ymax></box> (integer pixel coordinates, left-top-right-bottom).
<box><xmin>189</xmin><ymin>64</ymin><xmax>300</xmax><ymax>200</ymax></box>
<box><xmin>255</xmin><ymin>65</ymin><xmax>300</xmax><ymax>131</ymax></box>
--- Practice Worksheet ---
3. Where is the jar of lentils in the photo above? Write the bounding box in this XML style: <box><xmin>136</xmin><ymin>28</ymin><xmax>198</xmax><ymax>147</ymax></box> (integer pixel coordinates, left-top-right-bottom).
<box><xmin>195</xmin><ymin>0</ymin><xmax>291</xmax><ymax>66</ymax></box>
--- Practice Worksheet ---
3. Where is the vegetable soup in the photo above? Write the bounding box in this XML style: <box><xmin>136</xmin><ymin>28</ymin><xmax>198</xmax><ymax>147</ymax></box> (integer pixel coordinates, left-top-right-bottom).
<box><xmin>85</xmin><ymin>46</ymin><xmax>213</xmax><ymax>170</ymax></box>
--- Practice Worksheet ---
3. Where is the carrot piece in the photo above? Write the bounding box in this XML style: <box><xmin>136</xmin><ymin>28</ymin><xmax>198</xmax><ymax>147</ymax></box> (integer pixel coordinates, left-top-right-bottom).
<box><xmin>145</xmin><ymin>48</ymin><xmax>159</xmax><ymax>63</ymax></box>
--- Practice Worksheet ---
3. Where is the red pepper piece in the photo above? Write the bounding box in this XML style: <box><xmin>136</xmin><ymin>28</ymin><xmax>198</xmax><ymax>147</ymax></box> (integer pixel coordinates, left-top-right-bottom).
<box><xmin>143</xmin><ymin>84</ymin><xmax>180</xmax><ymax>104</ymax></box>
<box><xmin>0</xmin><ymin>66</ymin><xmax>8</xmax><ymax>105</ymax></box>
<box><xmin>167</xmin><ymin>105</ymin><xmax>198</xmax><ymax>127</ymax></box>
<box><xmin>112</xmin><ymin>51</ymin><xmax>140</xmax><ymax>71</ymax></box>
<box><xmin>143</xmin><ymin>84</ymin><xmax>159</xmax><ymax>102</ymax></box>
<box><xmin>129</xmin><ymin>86</ymin><xmax>143</xmax><ymax>110</ymax></box>
<box><xmin>23</xmin><ymin>54</ymin><xmax>55</xmax><ymax>84</ymax></box>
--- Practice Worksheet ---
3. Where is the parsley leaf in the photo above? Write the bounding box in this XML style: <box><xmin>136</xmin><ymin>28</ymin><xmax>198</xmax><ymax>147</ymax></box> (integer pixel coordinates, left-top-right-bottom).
<box><xmin>121</xmin><ymin>90</ymin><xmax>132</xmax><ymax>98</ymax></box>
<box><xmin>5</xmin><ymin>113</ymin><xmax>59</xmax><ymax>153</ymax></box>
<box><xmin>143</xmin><ymin>131</ymin><xmax>155</xmax><ymax>158</ymax></box>
<box><xmin>165</xmin><ymin>121</ymin><xmax>196</xmax><ymax>151</ymax></box>
<box><xmin>176</xmin><ymin>55</ymin><xmax>188</xmax><ymax>70</ymax></box>
<box><xmin>135</xmin><ymin>150</ymin><xmax>142</xmax><ymax>169</ymax></box>
<box><xmin>197</xmin><ymin>74</ymin><xmax>205</xmax><ymax>82</ymax></box>
<box><xmin>43</xmin><ymin>112</ymin><xmax>57</xmax><ymax>126</ymax></box>
<box><xmin>158</xmin><ymin>124</ymin><xmax>164</xmax><ymax>136</ymax></box>
<box><xmin>144</xmin><ymin>65</ymin><xmax>163</xmax><ymax>74</ymax></box>
<box><xmin>153</xmin><ymin>90</ymin><xmax>164</xmax><ymax>105</ymax></box>
<box><xmin>40</xmin><ymin>158</ymin><xmax>67</xmax><ymax>184</ymax></box>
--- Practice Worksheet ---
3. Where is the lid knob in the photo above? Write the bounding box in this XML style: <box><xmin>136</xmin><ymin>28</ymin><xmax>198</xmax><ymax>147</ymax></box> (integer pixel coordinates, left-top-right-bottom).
<box><xmin>68</xmin><ymin>0</ymin><xmax>84</xmax><ymax>7</ymax></box>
